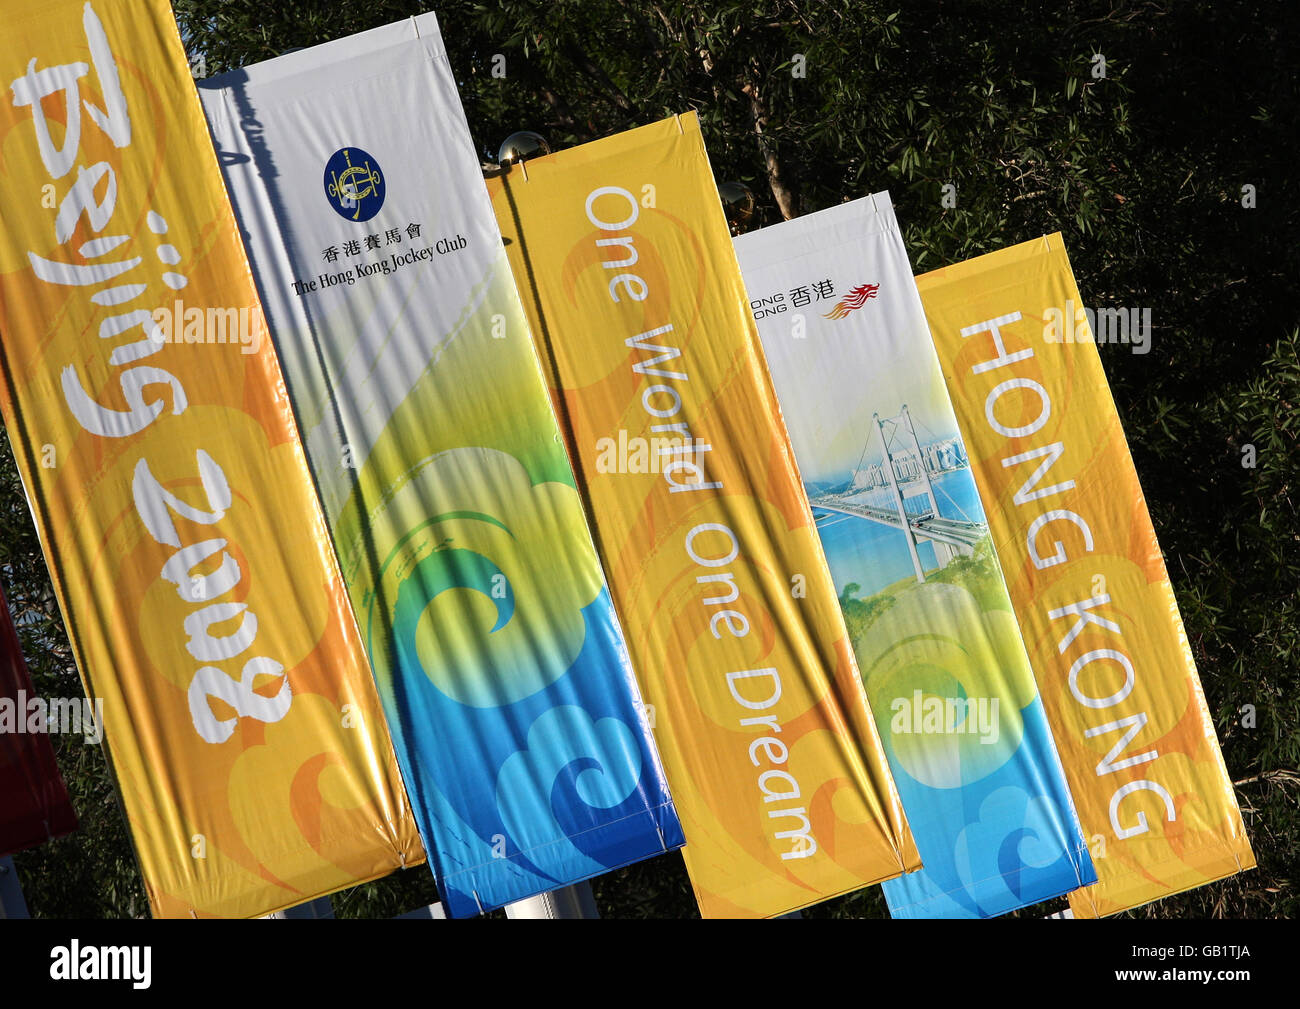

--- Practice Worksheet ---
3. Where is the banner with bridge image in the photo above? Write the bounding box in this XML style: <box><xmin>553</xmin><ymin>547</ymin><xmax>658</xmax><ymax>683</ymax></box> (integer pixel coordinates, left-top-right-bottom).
<box><xmin>916</xmin><ymin>234</ymin><xmax>1255</xmax><ymax>917</ymax></box>
<box><xmin>489</xmin><ymin>114</ymin><xmax>921</xmax><ymax>918</ymax></box>
<box><xmin>735</xmin><ymin>195</ymin><xmax>1095</xmax><ymax>917</ymax></box>
<box><xmin>200</xmin><ymin>14</ymin><xmax>683</xmax><ymax>916</ymax></box>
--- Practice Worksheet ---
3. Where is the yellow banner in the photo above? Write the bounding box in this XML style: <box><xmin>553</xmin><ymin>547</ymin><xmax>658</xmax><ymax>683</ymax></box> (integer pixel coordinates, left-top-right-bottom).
<box><xmin>0</xmin><ymin>0</ymin><xmax>423</xmax><ymax>917</ymax></box>
<box><xmin>916</xmin><ymin>235</ymin><xmax>1254</xmax><ymax>916</ymax></box>
<box><xmin>489</xmin><ymin>113</ymin><xmax>919</xmax><ymax>918</ymax></box>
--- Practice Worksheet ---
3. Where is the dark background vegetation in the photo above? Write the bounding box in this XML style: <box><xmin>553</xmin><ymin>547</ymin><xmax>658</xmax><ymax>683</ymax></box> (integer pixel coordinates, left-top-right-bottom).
<box><xmin>3</xmin><ymin>0</ymin><xmax>1295</xmax><ymax>919</ymax></box>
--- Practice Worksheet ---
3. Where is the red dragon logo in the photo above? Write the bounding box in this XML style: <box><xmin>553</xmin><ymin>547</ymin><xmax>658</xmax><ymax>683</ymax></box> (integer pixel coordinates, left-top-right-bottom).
<box><xmin>823</xmin><ymin>283</ymin><xmax>880</xmax><ymax>320</ymax></box>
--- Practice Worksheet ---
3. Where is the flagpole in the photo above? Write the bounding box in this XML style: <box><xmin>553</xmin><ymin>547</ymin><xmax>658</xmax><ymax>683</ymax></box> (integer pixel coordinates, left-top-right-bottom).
<box><xmin>503</xmin><ymin>882</ymin><xmax>599</xmax><ymax>919</ymax></box>
<box><xmin>264</xmin><ymin>895</ymin><xmax>334</xmax><ymax>919</ymax></box>
<box><xmin>0</xmin><ymin>855</ymin><xmax>30</xmax><ymax>919</ymax></box>
<box><xmin>396</xmin><ymin>901</ymin><xmax>447</xmax><ymax>919</ymax></box>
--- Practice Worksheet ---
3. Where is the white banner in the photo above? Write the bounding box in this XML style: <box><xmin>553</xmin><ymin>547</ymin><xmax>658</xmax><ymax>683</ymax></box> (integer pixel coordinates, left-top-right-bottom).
<box><xmin>200</xmin><ymin>14</ymin><xmax>681</xmax><ymax>917</ymax></box>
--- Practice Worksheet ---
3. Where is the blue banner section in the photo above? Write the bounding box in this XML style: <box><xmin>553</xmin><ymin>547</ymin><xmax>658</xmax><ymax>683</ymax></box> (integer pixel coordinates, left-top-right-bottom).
<box><xmin>735</xmin><ymin>194</ymin><xmax>1094</xmax><ymax>917</ymax></box>
<box><xmin>200</xmin><ymin>13</ymin><xmax>682</xmax><ymax>916</ymax></box>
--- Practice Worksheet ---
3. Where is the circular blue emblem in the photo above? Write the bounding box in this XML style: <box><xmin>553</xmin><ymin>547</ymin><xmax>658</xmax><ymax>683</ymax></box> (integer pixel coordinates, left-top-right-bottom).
<box><xmin>323</xmin><ymin>147</ymin><xmax>385</xmax><ymax>222</ymax></box>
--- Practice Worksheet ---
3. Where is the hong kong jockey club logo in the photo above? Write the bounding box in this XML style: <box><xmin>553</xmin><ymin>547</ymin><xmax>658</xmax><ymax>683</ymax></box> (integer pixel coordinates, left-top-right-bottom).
<box><xmin>824</xmin><ymin>283</ymin><xmax>880</xmax><ymax>320</ymax></box>
<box><xmin>324</xmin><ymin>147</ymin><xmax>385</xmax><ymax>222</ymax></box>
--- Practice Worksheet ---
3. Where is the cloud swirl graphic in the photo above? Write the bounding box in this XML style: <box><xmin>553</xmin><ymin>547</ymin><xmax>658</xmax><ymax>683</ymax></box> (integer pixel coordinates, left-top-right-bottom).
<box><xmin>369</xmin><ymin>445</ymin><xmax>605</xmax><ymax>707</ymax></box>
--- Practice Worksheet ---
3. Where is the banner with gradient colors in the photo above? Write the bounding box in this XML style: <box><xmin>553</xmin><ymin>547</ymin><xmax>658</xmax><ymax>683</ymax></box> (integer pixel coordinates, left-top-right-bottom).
<box><xmin>1</xmin><ymin>581</ymin><xmax>78</xmax><ymax>856</ymax></box>
<box><xmin>0</xmin><ymin>0</ymin><xmax>424</xmax><ymax>917</ymax></box>
<box><xmin>735</xmin><ymin>196</ymin><xmax>1095</xmax><ymax>917</ymax></box>
<box><xmin>488</xmin><ymin>114</ymin><xmax>920</xmax><ymax>918</ymax></box>
<box><xmin>916</xmin><ymin>235</ymin><xmax>1255</xmax><ymax>916</ymax></box>
<box><xmin>200</xmin><ymin>14</ymin><xmax>682</xmax><ymax>917</ymax></box>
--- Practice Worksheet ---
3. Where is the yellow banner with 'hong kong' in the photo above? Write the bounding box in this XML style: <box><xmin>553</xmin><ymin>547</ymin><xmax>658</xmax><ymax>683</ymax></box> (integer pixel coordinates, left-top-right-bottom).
<box><xmin>489</xmin><ymin>113</ymin><xmax>919</xmax><ymax>918</ymax></box>
<box><xmin>916</xmin><ymin>235</ymin><xmax>1254</xmax><ymax>917</ymax></box>
<box><xmin>0</xmin><ymin>0</ymin><xmax>423</xmax><ymax>916</ymax></box>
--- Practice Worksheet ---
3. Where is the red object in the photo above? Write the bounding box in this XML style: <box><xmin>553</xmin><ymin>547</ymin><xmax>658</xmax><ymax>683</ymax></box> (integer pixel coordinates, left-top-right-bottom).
<box><xmin>0</xmin><ymin>581</ymin><xmax>77</xmax><ymax>855</ymax></box>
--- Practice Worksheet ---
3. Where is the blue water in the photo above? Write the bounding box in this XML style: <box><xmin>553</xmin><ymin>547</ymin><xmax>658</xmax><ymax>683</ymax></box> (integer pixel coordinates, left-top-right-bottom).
<box><xmin>882</xmin><ymin>698</ymin><xmax>1097</xmax><ymax>918</ymax></box>
<box><xmin>810</xmin><ymin>465</ymin><xmax>1096</xmax><ymax>917</ymax></box>
<box><xmin>813</xmin><ymin>469</ymin><xmax>986</xmax><ymax>598</ymax></box>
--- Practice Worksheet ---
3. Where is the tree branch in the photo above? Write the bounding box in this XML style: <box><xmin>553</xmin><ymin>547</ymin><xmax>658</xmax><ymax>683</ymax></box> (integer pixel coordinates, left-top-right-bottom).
<box><xmin>741</xmin><ymin>71</ymin><xmax>797</xmax><ymax>219</ymax></box>
<box><xmin>561</xmin><ymin>40</ymin><xmax>640</xmax><ymax>119</ymax></box>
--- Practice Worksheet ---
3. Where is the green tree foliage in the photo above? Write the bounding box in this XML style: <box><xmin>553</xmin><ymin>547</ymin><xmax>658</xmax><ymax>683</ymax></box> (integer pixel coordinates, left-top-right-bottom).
<box><xmin>924</xmin><ymin>536</ymin><xmax>1006</xmax><ymax>613</ymax></box>
<box><xmin>3</xmin><ymin>0</ymin><xmax>1295</xmax><ymax>918</ymax></box>
<box><xmin>838</xmin><ymin>580</ymin><xmax>898</xmax><ymax>644</ymax></box>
